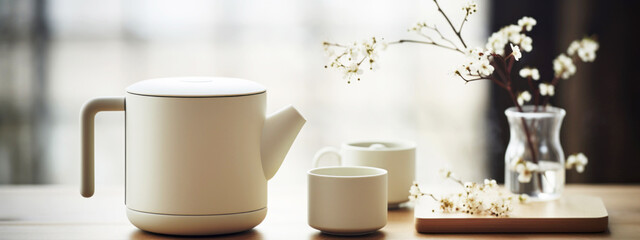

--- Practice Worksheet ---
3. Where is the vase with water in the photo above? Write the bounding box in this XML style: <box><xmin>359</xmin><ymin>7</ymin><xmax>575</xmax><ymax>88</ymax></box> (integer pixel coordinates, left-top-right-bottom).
<box><xmin>505</xmin><ymin>106</ymin><xmax>566</xmax><ymax>201</ymax></box>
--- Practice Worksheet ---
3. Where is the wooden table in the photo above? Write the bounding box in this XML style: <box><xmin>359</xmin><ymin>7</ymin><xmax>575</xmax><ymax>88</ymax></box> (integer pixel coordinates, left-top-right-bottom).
<box><xmin>1</xmin><ymin>184</ymin><xmax>638</xmax><ymax>239</ymax></box>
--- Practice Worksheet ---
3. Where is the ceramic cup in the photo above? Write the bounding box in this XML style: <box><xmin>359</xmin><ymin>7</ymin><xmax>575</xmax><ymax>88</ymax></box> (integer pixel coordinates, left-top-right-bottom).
<box><xmin>312</xmin><ymin>140</ymin><xmax>415</xmax><ymax>207</ymax></box>
<box><xmin>308</xmin><ymin>166</ymin><xmax>387</xmax><ymax>235</ymax></box>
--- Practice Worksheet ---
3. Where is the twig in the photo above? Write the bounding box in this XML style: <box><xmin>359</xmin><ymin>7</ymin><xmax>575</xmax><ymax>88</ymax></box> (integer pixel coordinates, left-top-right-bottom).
<box><xmin>357</xmin><ymin>55</ymin><xmax>367</xmax><ymax>65</ymax></box>
<box><xmin>422</xmin><ymin>193</ymin><xmax>439</xmax><ymax>201</ymax></box>
<box><xmin>433</xmin><ymin>0</ymin><xmax>467</xmax><ymax>48</ymax></box>
<box><xmin>506</xmin><ymin>89</ymin><xmax>539</xmax><ymax>164</ymax></box>
<box><xmin>416</xmin><ymin>31</ymin><xmax>435</xmax><ymax>43</ymax></box>
<box><xmin>460</xmin><ymin>76</ymin><xmax>490</xmax><ymax>83</ymax></box>
<box><xmin>458</xmin><ymin>12</ymin><xmax>470</xmax><ymax>34</ymax></box>
<box><xmin>424</xmin><ymin>25</ymin><xmax>462</xmax><ymax>52</ymax></box>
<box><xmin>538</xmin><ymin>77</ymin><xmax>561</xmax><ymax>106</ymax></box>
<box><xmin>457</xmin><ymin>74</ymin><xmax>507</xmax><ymax>89</ymax></box>
<box><xmin>331</xmin><ymin>52</ymin><xmax>349</xmax><ymax>68</ymax></box>
<box><xmin>389</xmin><ymin>39</ymin><xmax>464</xmax><ymax>53</ymax></box>
<box><xmin>322</xmin><ymin>42</ymin><xmax>347</xmax><ymax>48</ymax></box>
<box><xmin>447</xmin><ymin>175</ymin><xmax>465</xmax><ymax>187</ymax></box>
<box><xmin>490</xmin><ymin>55</ymin><xmax>510</xmax><ymax>85</ymax></box>
<box><xmin>506</xmin><ymin>57</ymin><xmax>515</xmax><ymax>75</ymax></box>
<box><xmin>526</xmin><ymin>76</ymin><xmax>540</xmax><ymax>112</ymax></box>
<box><xmin>501</xmin><ymin>54</ymin><xmax>544</xmax><ymax>193</ymax></box>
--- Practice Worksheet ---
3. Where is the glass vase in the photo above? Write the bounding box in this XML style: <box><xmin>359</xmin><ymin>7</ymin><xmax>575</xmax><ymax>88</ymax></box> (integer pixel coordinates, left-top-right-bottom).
<box><xmin>504</xmin><ymin>106</ymin><xmax>566</xmax><ymax>201</ymax></box>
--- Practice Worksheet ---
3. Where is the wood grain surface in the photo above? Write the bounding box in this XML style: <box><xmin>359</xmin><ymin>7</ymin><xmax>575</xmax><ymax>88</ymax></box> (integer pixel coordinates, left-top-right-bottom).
<box><xmin>0</xmin><ymin>184</ymin><xmax>638</xmax><ymax>239</ymax></box>
<box><xmin>416</xmin><ymin>195</ymin><xmax>609</xmax><ymax>233</ymax></box>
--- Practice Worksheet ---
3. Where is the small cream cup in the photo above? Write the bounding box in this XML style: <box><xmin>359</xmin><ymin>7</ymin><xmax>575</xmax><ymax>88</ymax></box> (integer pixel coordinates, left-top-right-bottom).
<box><xmin>308</xmin><ymin>166</ymin><xmax>387</xmax><ymax>236</ymax></box>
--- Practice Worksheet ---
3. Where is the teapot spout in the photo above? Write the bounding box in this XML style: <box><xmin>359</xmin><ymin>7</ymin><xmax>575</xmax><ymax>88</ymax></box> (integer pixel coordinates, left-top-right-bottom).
<box><xmin>261</xmin><ymin>105</ymin><xmax>306</xmax><ymax>180</ymax></box>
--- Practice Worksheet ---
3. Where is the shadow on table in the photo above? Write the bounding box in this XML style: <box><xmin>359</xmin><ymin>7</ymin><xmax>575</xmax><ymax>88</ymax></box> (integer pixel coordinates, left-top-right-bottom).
<box><xmin>129</xmin><ymin>229</ymin><xmax>263</xmax><ymax>240</ymax></box>
<box><xmin>311</xmin><ymin>231</ymin><xmax>385</xmax><ymax>240</ymax></box>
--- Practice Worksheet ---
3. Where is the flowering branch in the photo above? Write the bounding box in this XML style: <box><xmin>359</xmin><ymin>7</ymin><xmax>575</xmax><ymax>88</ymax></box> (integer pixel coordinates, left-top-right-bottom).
<box><xmin>322</xmin><ymin>0</ymin><xmax>596</xmax><ymax>187</ymax></box>
<box><xmin>433</xmin><ymin>0</ymin><xmax>472</xmax><ymax>48</ymax></box>
<box><xmin>410</xmin><ymin>169</ymin><xmax>528</xmax><ymax>217</ymax></box>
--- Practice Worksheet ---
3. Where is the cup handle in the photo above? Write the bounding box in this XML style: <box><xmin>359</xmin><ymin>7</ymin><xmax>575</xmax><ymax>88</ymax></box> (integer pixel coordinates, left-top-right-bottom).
<box><xmin>312</xmin><ymin>147</ymin><xmax>342</xmax><ymax>168</ymax></box>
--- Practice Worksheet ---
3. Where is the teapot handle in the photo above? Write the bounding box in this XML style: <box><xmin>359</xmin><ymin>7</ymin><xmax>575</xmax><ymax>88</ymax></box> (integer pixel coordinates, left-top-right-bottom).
<box><xmin>80</xmin><ymin>96</ymin><xmax>125</xmax><ymax>197</ymax></box>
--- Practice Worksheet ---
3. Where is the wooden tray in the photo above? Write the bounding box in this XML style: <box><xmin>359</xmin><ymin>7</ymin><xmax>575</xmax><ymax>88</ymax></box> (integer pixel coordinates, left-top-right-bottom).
<box><xmin>415</xmin><ymin>195</ymin><xmax>608</xmax><ymax>233</ymax></box>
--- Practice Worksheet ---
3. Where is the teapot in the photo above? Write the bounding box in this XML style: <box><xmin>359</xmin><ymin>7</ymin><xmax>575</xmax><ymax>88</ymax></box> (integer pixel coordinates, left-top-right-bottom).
<box><xmin>80</xmin><ymin>77</ymin><xmax>306</xmax><ymax>235</ymax></box>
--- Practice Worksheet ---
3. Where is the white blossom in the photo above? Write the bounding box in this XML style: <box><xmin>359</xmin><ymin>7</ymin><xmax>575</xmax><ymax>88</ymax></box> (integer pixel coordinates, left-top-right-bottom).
<box><xmin>484</xmin><ymin>179</ymin><xmax>497</xmax><ymax>188</ymax></box>
<box><xmin>457</xmin><ymin>47</ymin><xmax>494</xmax><ymax>77</ymax></box>
<box><xmin>323</xmin><ymin>37</ymin><xmax>387</xmax><ymax>83</ymax></box>
<box><xmin>553</xmin><ymin>53</ymin><xmax>576</xmax><ymax>79</ymax></box>
<box><xmin>409</xmin><ymin>21</ymin><xmax>428</xmax><ymax>32</ymax></box>
<box><xmin>517</xmin><ymin>17</ymin><xmax>537</xmax><ymax>32</ymax></box>
<box><xmin>566</xmin><ymin>153</ymin><xmax>589</xmax><ymax>173</ymax></box>
<box><xmin>439</xmin><ymin>168</ymin><xmax>453</xmax><ymax>179</ymax></box>
<box><xmin>411</xmin><ymin>171</ymin><xmax>515</xmax><ymax>217</ymax></box>
<box><xmin>486</xmin><ymin>31</ymin><xmax>508</xmax><ymax>55</ymax></box>
<box><xmin>342</xmin><ymin>62</ymin><xmax>364</xmax><ymax>80</ymax></box>
<box><xmin>518</xmin><ymin>194</ymin><xmax>530</xmax><ymax>203</ymax></box>
<box><xmin>510</xmin><ymin>44</ymin><xmax>522</xmax><ymax>61</ymax></box>
<box><xmin>519</xmin><ymin>67</ymin><xmax>540</xmax><ymax>80</ymax></box>
<box><xmin>439</xmin><ymin>196</ymin><xmax>456</xmax><ymax>212</ymax></box>
<box><xmin>462</xmin><ymin>1</ymin><xmax>477</xmax><ymax>15</ymax></box>
<box><xmin>324</xmin><ymin>45</ymin><xmax>336</xmax><ymax>56</ymax></box>
<box><xmin>519</xmin><ymin>68</ymin><xmax>531</xmax><ymax>78</ymax></box>
<box><xmin>520</xmin><ymin>36</ymin><xmax>533</xmax><ymax>52</ymax></box>
<box><xmin>530</xmin><ymin>68</ymin><xmax>540</xmax><ymax>80</ymax></box>
<box><xmin>369</xmin><ymin>61</ymin><xmax>380</xmax><ymax>71</ymax></box>
<box><xmin>485</xmin><ymin>17</ymin><xmax>536</xmax><ymax>55</ymax></box>
<box><xmin>567</xmin><ymin>41</ymin><xmax>580</xmax><ymax>56</ymax></box>
<box><xmin>518</xmin><ymin>171</ymin><xmax>531</xmax><ymax>183</ymax></box>
<box><xmin>410</xmin><ymin>183</ymin><xmax>421</xmax><ymax>196</ymax></box>
<box><xmin>511</xmin><ymin>159</ymin><xmax>539</xmax><ymax>183</ymax></box>
<box><xmin>504</xmin><ymin>25</ymin><xmax>522</xmax><ymax>37</ymax></box>
<box><xmin>378</xmin><ymin>40</ymin><xmax>389</xmax><ymax>51</ymax></box>
<box><xmin>464</xmin><ymin>181</ymin><xmax>476</xmax><ymax>190</ymax></box>
<box><xmin>486</xmin><ymin>25</ymin><xmax>521</xmax><ymax>55</ymax></box>
<box><xmin>477</xmin><ymin>59</ymin><xmax>495</xmax><ymax>77</ymax></box>
<box><xmin>568</xmin><ymin>38</ymin><xmax>599</xmax><ymax>62</ymax></box>
<box><xmin>409</xmin><ymin>181</ymin><xmax>424</xmax><ymax>202</ymax></box>
<box><xmin>539</xmin><ymin>83</ymin><xmax>555</xmax><ymax>96</ymax></box>
<box><xmin>508</xmin><ymin>32</ymin><xmax>524</xmax><ymax>44</ymax></box>
<box><xmin>517</xmin><ymin>91</ymin><xmax>532</xmax><ymax>105</ymax></box>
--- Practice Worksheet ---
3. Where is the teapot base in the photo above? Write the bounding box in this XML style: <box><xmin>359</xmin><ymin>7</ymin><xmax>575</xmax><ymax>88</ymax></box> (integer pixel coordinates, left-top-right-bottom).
<box><xmin>126</xmin><ymin>207</ymin><xmax>267</xmax><ymax>236</ymax></box>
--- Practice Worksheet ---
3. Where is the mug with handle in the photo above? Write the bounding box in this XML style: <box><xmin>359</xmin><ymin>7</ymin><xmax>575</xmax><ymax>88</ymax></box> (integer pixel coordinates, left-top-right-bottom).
<box><xmin>312</xmin><ymin>140</ymin><xmax>416</xmax><ymax>207</ymax></box>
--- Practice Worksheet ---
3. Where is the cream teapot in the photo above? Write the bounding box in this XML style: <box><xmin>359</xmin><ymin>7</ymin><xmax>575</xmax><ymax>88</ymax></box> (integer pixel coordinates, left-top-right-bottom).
<box><xmin>80</xmin><ymin>77</ymin><xmax>305</xmax><ymax>235</ymax></box>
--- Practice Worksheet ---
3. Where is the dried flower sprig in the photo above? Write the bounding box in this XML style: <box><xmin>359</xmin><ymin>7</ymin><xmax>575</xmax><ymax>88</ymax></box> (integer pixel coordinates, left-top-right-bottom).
<box><xmin>323</xmin><ymin>37</ymin><xmax>388</xmax><ymax>83</ymax></box>
<box><xmin>323</xmin><ymin>0</ymin><xmax>480</xmax><ymax>83</ymax></box>
<box><xmin>410</xmin><ymin>169</ymin><xmax>529</xmax><ymax>217</ymax></box>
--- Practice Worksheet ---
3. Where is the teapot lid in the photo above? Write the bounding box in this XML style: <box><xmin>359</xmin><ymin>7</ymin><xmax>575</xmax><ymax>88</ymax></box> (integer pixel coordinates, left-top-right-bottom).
<box><xmin>126</xmin><ymin>77</ymin><xmax>266</xmax><ymax>97</ymax></box>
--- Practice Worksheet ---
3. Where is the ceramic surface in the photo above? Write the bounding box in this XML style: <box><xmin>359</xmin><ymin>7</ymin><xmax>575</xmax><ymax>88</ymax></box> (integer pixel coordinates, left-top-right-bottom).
<box><xmin>313</xmin><ymin>140</ymin><xmax>415</xmax><ymax>205</ymax></box>
<box><xmin>308</xmin><ymin>166</ymin><xmax>388</xmax><ymax>235</ymax></box>
<box><xmin>79</xmin><ymin>77</ymin><xmax>306</xmax><ymax>235</ymax></box>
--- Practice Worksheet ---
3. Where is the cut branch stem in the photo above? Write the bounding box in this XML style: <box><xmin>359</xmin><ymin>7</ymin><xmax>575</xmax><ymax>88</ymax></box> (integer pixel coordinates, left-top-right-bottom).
<box><xmin>433</xmin><ymin>0</ymin><xmax>468</xmax><ymax>48</ymax></box>
<box><xmin>390</xmin><ymin>39</ymin><xmax>464</xmax><ymax>53</ymax></box>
